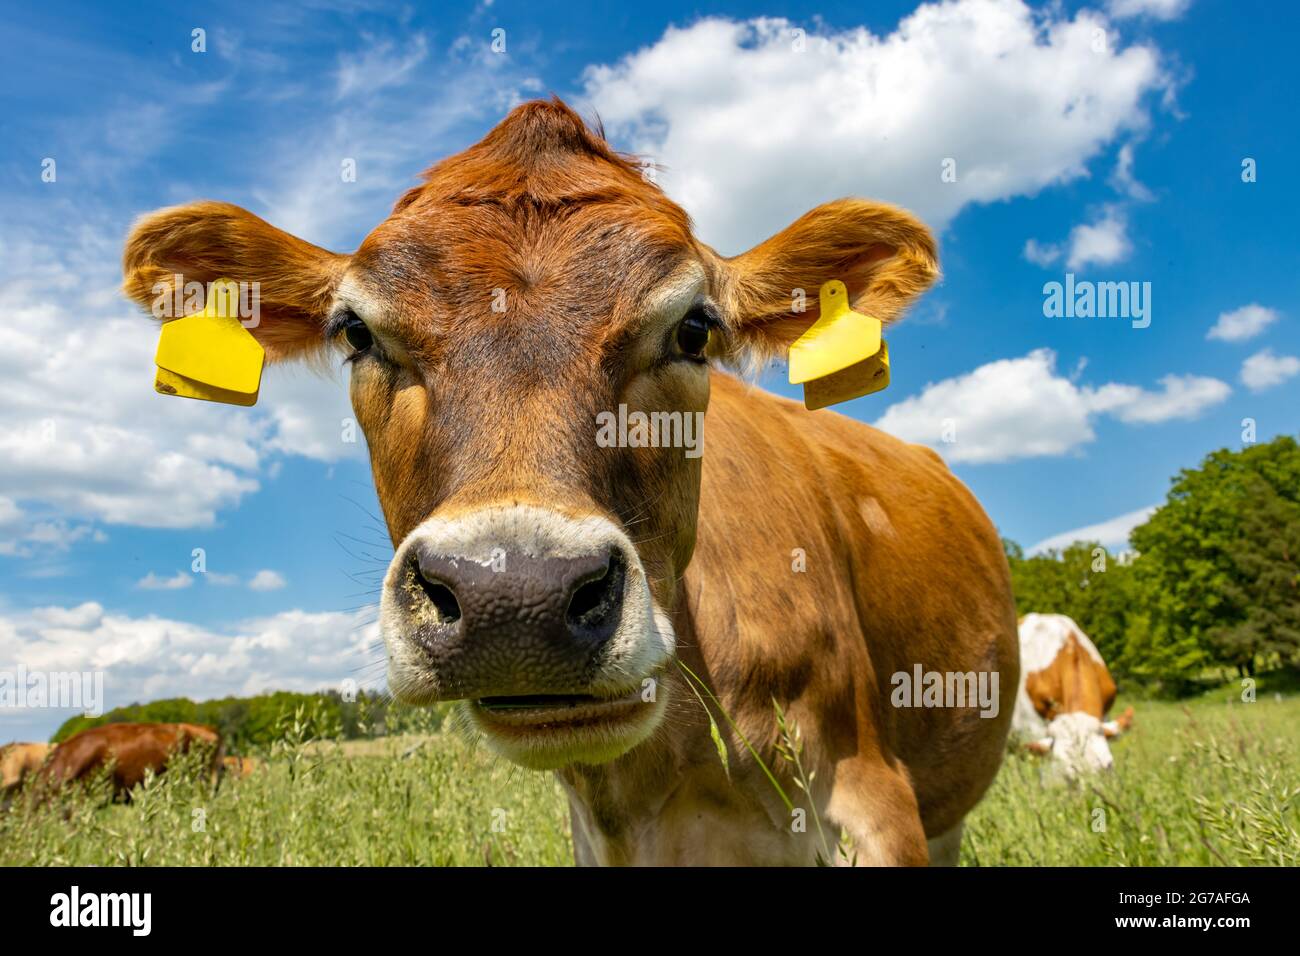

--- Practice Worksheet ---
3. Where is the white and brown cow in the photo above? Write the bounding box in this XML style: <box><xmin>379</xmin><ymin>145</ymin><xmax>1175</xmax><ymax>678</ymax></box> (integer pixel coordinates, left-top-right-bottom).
<box><xmin>1013</xmin><ymin>613</ymin><xmax>1133</xmax><ymax>774</ymax></box>
<box><xmin>122</xmin><ymin>99</ymin><xmax>1018</xmax><ymax>865</ymax></box>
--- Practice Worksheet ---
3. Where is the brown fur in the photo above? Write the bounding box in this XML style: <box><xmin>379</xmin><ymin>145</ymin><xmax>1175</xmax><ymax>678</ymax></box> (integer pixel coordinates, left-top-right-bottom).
<box><xmin>121</xmin><ymin>98</ymin><xmax>1017</xmax><ymax>864</ymax></box>
<box><xmin>38</xmin><ymin>723</ymin><xmax>222</xmax><ymax>800</ymax></box>
<box><xmin>221</xmin><ymin>755</ymin><xmax>260</xmax><ymax>778</ymax></box>
<box><xmin>1025</xmin><ymin>631</ymin><xmax>1118</xmax><ymax>723</ymax></box>
<box><xmin>1</xmin><ymin>742</ymin><xmax>52</xmax><ymax>794</ymax></box>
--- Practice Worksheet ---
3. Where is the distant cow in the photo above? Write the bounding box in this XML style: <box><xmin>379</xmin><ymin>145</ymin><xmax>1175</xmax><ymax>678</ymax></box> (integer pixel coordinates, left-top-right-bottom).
<box><xmin>1013</xmin><ymin>613</ymin><xmax>1133</xmax><ymax>774</ymax></box>
<box><xmin>1</xmin><ymin>743</ymin><xmax>53</xmax><ymax>802</ymax></box>
<box><xmin>221</xmin><ymin>756</ymin><xmax>260</xmax><ymax>779</ymax></box>
<box><xmin>38</xmin><ymin>723</ymin><xmax>222</xmax><ymax>800</ymax></box>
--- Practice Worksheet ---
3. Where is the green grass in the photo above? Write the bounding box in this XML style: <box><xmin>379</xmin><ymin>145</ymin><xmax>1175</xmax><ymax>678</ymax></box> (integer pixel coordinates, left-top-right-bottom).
<box><xmin>1</xmin><ymin>727</ymin><xmax>572</xmax><ymax>867</ymax></box>
<box><xmin>964</xmin><ymin>680</ymin><xmax>1300</xmax><ymax>866</ymax></box>
<box><xmin>3</xmin><ymin>680</ymin><xmax>1296</xmax><ymax>866</ymax></box>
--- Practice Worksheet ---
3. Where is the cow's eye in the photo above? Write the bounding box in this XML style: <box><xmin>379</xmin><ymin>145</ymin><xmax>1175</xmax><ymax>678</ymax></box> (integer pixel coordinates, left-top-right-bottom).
<box><xmin>340</xmin><ymin>312</ymin><xmax>373</xmax><ymax>354</ymax></box>
<box><xmin>676</xmin><ymin>309</ymin><xmax>712</xmax><ymax>359</ymax></box>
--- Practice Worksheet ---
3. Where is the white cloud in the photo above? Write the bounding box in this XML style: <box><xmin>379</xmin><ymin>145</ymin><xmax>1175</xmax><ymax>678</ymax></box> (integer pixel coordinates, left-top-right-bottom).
<box><xmin>0</xmin><ymin>603</ymin><xmax>380</xmax><ymax>728</ymax></box>
<box><xmin>1066</xmin><ymin>206</ymin><xmax>1132</xmax><ymax>270</ymax></box>
<box><xmin>1107</xmin><ymin>0</ymin><xmax>1192</xmax><ymax>21</ymax></box>
<box><xmin>205</xmin><ymin>572</ymin><xmax>242</xmax><ymax>587</ymax></box>
<box><xmin>1102</xmin><ymin>373</ymin><xmax>1232</xmax><ymax>423</ymax></box>
<box><xmin>136</xmin><ymin>571</ymin><xmax>194</xmax><ymax>590</ymax></box>
<box><xmin>1207</xmin><ymin>303</ymin><xmax>1280</xmax><ymax>342</ymax></box>
<box><xmin>1029</xmin><ymin>504</ymin><xmax>1157</xmax><ymax>555</ymax></box>
<box><xmin>1241</xmin><ymin>349</ymin><xmax>1300</xmax><ymax>392</ymax></box>
<box><xmin>0</xmin><ymin>497</ymin><xmax>22</xmax><ymax>526</ymax></box>
<box><xmin>0</xmin><ymin>500</ymin><xmax>102</xmax><ymax>559</ymax></box>
<box><xmin>1109</xmin><ymin>143</ymin><xmax>1154</xmax><ymax>201</ymax></box>
<box><xmin>873</xmin><ymin>349</ymin><xmax>1230</xmax><ymax>463</ymax></box>
<box><xmin>583</xmin><ymin>1</ymin><xmax>1171</xmax><ymax>253</ymax></box>
<box><xmin>1023</xmin><ymin>238</ymin><xmax>1062</xmax><ymax>267</ymax></box>
<box><xmin>249</xmin><ymin>569</ymin><xmax>288</xmax><ymax>591</ymax></box>
<box><xmin>336</xmin><ymin>34</ymin><xmax>429</xmax><ymax>99</ymax></box>
<box><xmin>0</xmin><ymin>29</ymin><xmax>543</xmax><ymax>548</ymax></box>
<box><xmin>0</xmin><ymin>231</ymin><xmax>358</xmax><ymax>535</ymax></box>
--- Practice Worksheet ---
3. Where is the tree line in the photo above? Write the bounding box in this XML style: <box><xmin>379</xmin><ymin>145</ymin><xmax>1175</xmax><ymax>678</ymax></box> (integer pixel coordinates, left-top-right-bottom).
<box><xmin>53</xmin><ymin>689</ymin><xmax>446</xmax><ymax>748</ymax></box>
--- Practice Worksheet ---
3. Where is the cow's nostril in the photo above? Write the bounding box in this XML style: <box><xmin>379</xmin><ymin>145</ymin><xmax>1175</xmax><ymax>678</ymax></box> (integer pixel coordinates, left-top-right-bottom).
<box><xmin>412</xmin><ymin>559</ymin><xmax>462</xmax><ymax>624</ymax></box>
<box><xmin>566</xmin><ymin>552</ymin><xmax>626</xmax><ymax>639</ymax></box>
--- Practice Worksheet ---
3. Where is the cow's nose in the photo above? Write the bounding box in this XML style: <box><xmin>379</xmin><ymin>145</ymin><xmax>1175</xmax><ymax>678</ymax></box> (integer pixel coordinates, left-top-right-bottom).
<box><xmin>411</xmin><ymin>546</ymin><xmax>626</xmax><ymax>652</ymax></box>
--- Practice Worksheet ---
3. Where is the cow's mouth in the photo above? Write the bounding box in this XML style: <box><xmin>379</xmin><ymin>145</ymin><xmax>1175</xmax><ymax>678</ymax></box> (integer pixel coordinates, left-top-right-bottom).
<box><xmin>467</xmin><ymin>684</ymin><xmax>663</xmax><ymax>768</ymax></box>
<box><xmin>473</xmin><ymin>687</ymin><xmax>647</xmax><ymax>728</ymax></box>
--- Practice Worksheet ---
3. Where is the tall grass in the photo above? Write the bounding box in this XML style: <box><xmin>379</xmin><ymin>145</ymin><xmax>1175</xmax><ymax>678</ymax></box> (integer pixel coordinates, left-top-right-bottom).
<box><xmin>2</xmin><ymin>686</ymin><xmax>1295</xmax><ymax>866</ymax></box>
<box><xmin>963</xmin><ymin>689</ymin><xmax>1299</xmax><ymax>866</ymax></box>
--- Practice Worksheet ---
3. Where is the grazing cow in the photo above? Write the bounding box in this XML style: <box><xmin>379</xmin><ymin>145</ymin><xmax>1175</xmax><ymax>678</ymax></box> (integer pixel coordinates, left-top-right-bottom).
<box><xmin>38</xmin><ymin>723</ymin><xmax>222</xmax><ymax>799</ymax></box>
<box><xmin>122</xmin><ymin>98</ymin><xmax>1018</xmax><ymax>865</ymax></box>
<box><xmin>221</xmin><ymin>756</ymin><xmax>260</xmax><ymax>779</ymax></box>
<box><xmin>1</xmin><ymin>743</ymin><xmax>53</xmax><ymax>802</ymax></box>
<box><xmin>1013</xmin><ymin>613</ymin><xmax>1134</xmax><ymax>774</ymax></box>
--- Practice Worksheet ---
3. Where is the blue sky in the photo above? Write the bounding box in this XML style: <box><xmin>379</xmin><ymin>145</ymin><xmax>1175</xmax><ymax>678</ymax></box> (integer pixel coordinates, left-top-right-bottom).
<box><xmin>1</xmin><ymin>0</ymin><xmax>1296</xmax><ymax>738</ymax></box>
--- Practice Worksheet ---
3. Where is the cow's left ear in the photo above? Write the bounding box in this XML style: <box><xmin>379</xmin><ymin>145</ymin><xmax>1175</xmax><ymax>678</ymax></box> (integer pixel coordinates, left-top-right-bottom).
<box><xmin>710</xmin><ymin>198</ymin><xmax>939</xmax><ymax>364</ymax></box>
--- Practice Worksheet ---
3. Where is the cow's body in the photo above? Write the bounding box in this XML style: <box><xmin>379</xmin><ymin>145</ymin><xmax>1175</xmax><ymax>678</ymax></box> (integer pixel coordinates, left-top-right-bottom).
<box><xmin>123</xmin><ymin>98</ymin><xmax>1018</xmax><ymax>864</ymax></box>
<box><xmin>561</xmin><ymin>374</ymin><xmax>1018</xmax><ymax>865</ymax></box>
<box><xmin>1013</xmin><ymin>613</ymin><xmax>1132</xmax><ymax>774</ymax></box>
<box><xmin>1</xmin><ymin>743</ymin><xmax>52</xmax><ymax>799</ymax></box>
<box><xmin>39</xmin><ymin>723</ymin><xmax>222</xmax><ymax>799</ymax></box>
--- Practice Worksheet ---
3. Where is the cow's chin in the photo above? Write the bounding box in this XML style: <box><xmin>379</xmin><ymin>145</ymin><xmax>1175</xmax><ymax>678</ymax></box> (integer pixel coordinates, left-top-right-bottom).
<box><xmin>463</xmin><ymin>682</ymin><xmax>669</xmax><ymax>769</ymax></box>
<box><xmin>383</xmin><ymin>597</ymin><xmax>677</xmax><ymax>770</ymax></box>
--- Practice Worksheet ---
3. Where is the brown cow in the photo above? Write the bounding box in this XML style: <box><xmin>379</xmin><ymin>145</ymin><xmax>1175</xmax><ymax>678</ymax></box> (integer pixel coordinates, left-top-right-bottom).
<box><xmin>38</xmin><ymin>723</ymin><xmax>222</xmax><ymax>800</ymax></box>
<box><xmin>1</xmin><ymin>743</ymin><xmax>53</xmax><ymax>802</ymax></box>
<box><xmin>221</xmin><ymin>756</ymin><xmax>261</xmax><ymax>779</ymax></box>
<box><xmin>122</xmin><ymin>98</ymin><xmax>1018</xmax><ymax>865</ymax></box>
<box><xmin>1013</xmin><ymin>613</ymin><xmax>1134</xmax><ymax>774</ymax></box>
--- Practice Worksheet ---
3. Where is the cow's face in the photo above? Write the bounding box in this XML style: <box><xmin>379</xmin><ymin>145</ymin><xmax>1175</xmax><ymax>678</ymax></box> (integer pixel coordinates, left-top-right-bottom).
<box><xmin>1034</xmin><ymin>713</ymin><xmax>1115</xmax><ymax>774</ymax></box>
<box><xmin>123</xmin><ymin>100</ymin><xmax>937</xmax><ymax>770</ymax></box>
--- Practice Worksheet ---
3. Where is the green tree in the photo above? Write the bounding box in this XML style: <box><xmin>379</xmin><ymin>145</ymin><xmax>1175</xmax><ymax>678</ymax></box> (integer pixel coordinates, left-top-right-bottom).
<box><xmin>1208</xmin><ymin>474</ymin><xmax>1300</xmax><ymax>672</ymax></box>
<box><xmin>1006</xmin><ymin>539</ymin><xmax>1137</xmax><ymax>667</ymax></box>
<box><xmin>1131</xmin><ymin>435</ymin><xmax>1300</xmax><ymax>678</ymax></box>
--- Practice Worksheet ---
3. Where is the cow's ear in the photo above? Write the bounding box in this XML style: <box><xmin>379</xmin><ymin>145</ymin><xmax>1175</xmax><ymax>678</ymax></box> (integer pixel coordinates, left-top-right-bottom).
<box><xmin>122</xmin><ymin>201</ymin><xmax>349</xmax><ymax>363</ymax></box>
<box><xmin>711</xmin><ymin>198</ymin><xmax>939</xmax><ymax>366</ymax></box>
<box><xmin>1103</xmin><ymin>706</ymin><xmax>1135</xmax><ymax>738</ymax></box>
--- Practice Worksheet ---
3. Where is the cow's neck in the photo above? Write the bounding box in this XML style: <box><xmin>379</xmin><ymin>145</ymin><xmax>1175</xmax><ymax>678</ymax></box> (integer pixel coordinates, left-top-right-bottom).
<box><xmin>553</xmin><ymin>581</ymin><xmax>815</xmax><ymax>866</ymax></box>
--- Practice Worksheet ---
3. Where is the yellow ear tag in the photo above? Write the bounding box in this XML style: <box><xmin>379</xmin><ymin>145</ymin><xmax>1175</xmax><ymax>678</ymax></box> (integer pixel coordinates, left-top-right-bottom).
<box><xmin>788</xmin><ymin>279</ymin><xmax>889</xmax><ymax>410</ymax></box>
<box><xmin>154</xmin><ymin>278</ymin><xmax>264</xmax><ymax>407</ymax></box>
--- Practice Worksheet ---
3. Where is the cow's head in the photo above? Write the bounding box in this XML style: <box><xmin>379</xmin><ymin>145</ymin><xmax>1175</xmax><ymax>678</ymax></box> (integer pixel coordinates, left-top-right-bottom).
<box><xmin>1020</xmin><ymin>615</ymin><xmax>1133</xmax><ymax>775</ymax></box>
<box><xmin>123</xmin><ymin>99</ymin><xmax>938</xmax><ymax>770</ymax></box>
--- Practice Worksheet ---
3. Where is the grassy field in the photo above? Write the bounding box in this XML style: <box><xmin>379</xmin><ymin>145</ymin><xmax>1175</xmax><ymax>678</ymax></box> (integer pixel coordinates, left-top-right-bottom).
<box><xmin>2</xmin><ymin>679</ymin><xmax>1296</xmax><ymax>866</ymax></box>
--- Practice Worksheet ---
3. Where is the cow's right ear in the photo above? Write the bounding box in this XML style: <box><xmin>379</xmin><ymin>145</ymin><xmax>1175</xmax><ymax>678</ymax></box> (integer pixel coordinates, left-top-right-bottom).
<box><xmin>122</xmin><ymin>201</ymin><xmax>349</xmax><ymax>362</ymax></box>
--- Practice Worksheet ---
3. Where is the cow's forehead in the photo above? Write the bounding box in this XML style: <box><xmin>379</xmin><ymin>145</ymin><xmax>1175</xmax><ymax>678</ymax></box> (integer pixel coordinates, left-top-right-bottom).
<box><xmin>341</xmin><ymin>99</ymin><xmax>702</xmax><ymax>343</ymax></box>
<box><xmin>350</xmin><ymin>202</ymin><xmax>697</xmax><ymax>329</ymax></box>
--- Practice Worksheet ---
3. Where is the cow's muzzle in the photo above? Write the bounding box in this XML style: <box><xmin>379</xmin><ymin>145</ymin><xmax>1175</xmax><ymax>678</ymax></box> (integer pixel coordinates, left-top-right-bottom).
<box><xmin>380</xmin><ymin>504</ymin><xmax>674</xmax><ymax>768</ymax></box>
